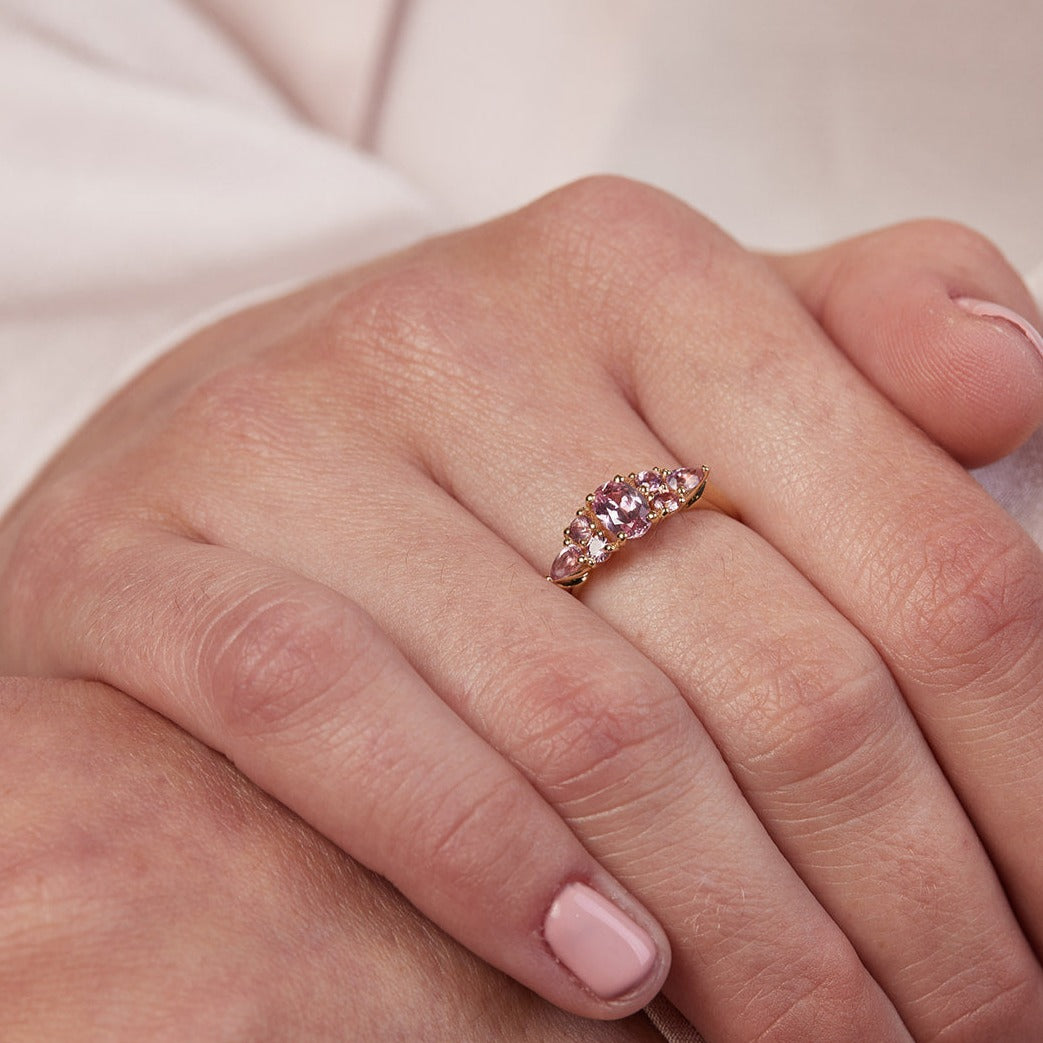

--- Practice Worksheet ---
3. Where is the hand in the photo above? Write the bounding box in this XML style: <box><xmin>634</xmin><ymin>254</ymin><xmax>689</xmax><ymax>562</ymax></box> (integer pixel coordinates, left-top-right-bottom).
<box><xmin>0</xmin><ymin>676</ymin><xmax>664</xmax><ymax>1043</ymax></box>
<box><xmin>3</xmin><ymin>177</ymin><xmax>1043</xmax><ymax>1040</ymax></box>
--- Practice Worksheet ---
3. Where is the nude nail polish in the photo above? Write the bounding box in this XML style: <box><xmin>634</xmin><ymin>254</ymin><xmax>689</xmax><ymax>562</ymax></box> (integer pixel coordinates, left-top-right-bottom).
<box><xmin>543</xmin><ymin>882</ymin><xmax>657</xmax><ymax>999</ymax></box>
<box><xmin>956</xmin><ymin>297</ymin><xmax>1043</xmax><ymax>359</ymax></box>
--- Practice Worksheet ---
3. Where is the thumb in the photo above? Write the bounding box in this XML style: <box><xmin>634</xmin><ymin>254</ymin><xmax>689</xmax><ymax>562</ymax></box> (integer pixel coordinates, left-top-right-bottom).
<box><xmin>768</xmin><ymin>220</ymin><xmax>1043</xmax><ymax>468</ymax></box>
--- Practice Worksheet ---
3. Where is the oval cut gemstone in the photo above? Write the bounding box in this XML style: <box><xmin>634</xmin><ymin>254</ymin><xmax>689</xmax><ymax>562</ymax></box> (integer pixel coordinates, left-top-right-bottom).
<box><xmin>592</xmin><ymin>481</ymin><xmax>651</xmax><ymax>539</ymax></box>
<box><xmin>551</xmin><ymin>544</ymin><xmax>585</xmax><ymax>582</ymax></box>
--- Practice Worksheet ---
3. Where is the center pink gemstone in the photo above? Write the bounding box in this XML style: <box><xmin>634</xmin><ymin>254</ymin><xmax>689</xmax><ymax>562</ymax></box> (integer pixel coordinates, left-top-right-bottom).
<box><xmin>592</xmin><ymin>481</ymin><xmax>651</xmax><ymax>539</ymax></box>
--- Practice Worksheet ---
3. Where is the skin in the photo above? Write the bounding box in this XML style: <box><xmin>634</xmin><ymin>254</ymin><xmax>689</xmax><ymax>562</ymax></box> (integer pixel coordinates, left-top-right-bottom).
<box><xmin>2</xmin><ymin>177</ymin><xmax>1042</xmax><ymax>1039</ymax></box>
<box><xmin>0</xmin><ymin>677</ymin><xmax>663</xmax><ymax>1042</ymax></box>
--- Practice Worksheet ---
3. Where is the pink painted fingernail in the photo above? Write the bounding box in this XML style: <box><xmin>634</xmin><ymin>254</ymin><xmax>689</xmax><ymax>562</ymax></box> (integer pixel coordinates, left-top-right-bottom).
<box><xmin>543</xmin><ymin>882</ymin><xmax>658</xmax><ymax>999</ymax></box>
<box><xmin>956</xmin><ymin>297</ymin><xmax>1043</xmax><ymax>359</ymax></box>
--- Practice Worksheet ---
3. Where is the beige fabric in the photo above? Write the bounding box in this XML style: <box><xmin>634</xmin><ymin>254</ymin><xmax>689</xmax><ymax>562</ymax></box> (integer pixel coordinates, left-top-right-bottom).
<box><xmin>644</xmin><ymin>995</ymin><xmax>707</xmax><ymax>1042</ymax></box>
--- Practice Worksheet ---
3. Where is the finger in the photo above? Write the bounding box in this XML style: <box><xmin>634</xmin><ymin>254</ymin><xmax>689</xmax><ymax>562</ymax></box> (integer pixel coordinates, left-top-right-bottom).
<box><xmin>389</xmin><ymin>490</ymin><xmax>1029</xmax><ymax>1043</ymax></box>
<box><xmin>0</xmin><ymin>678</ymin><xmax>666</xmax><ymax>1043</ymax></box>
<box><xmin>582</xmin><ymin>517</ymin><xmax>1043</xmax><ymax>1041</ymax></box>
<box><xmin>1</xmin><ymin>540</ymin><xmax>669</xmax><ymax>1019</ymax></box>
<box><xmin>405</xmin><ymin>180</ymin><xmax>1043</xmax><ymax>1036</ymax></box>
<box><xmin>767</xmin><ymin>220</ymin><xmax>1043</xmax><ymax>467</ymax></box>
<box><xmin>553</xmin><ymin>182</ymin><xmax>1043</xmax><ymax>977</ymax></box>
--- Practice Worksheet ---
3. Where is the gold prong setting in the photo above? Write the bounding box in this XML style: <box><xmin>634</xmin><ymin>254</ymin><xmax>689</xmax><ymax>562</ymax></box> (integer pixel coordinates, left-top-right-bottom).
<box><xmin>548</xmin><ymin>466</ymin><xmax>709</xmax><ymax>589</ymax></box>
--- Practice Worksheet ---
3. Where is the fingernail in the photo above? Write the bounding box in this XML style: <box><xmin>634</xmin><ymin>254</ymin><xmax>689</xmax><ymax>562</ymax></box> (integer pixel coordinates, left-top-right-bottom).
<box><xmin>543</xmin><ymin>882</ymin><xmax>658</xmax><ymax>999</ymax></box>
<box><xmin>956</xmin><ymin>297</ymin><xmax>1043</xmax><ymax>359</ymax></box>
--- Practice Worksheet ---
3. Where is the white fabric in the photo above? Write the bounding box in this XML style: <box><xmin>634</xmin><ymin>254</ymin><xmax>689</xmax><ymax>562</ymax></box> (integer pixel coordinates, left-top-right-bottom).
<box><xmin>378</xmin><ymin>0</ymin><xmax>1043</xmax><ymax>271</ymax></box>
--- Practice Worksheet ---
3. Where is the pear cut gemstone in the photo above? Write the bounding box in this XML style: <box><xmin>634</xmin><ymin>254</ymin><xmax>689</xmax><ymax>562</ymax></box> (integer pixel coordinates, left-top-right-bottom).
<box><xmin>592</xmin><ymin>481</ymin><xmax>651</xmax><ymax>540</ymax></box>
<box><xmin>668</xmin><ymin>466</ymin><xmax>707</xmax><ymax>505</ymax></box>
<box><xmin>567</xmin><ymin>514</ymin><xmax>594</xmax><ymax>546</ymax></box>
<box><xmin>551</xmin><ymin>544</ymin><xmax>586</xmax><ymax>582</ymax></box>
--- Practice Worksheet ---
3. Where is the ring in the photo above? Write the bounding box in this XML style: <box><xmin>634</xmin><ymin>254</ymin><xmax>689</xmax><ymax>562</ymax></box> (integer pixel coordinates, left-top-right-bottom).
<box><xmin>548</xmin><ymin>467</ymin><xmax>710</xmax><ymax>589</ymax></box>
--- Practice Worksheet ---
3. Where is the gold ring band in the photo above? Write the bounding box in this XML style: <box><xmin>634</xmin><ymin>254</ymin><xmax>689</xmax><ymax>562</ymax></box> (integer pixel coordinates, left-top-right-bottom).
<box><xmin>548</xmin><ymin>466</ymin><xmax>710</xmax><ymax>590</ymax></box>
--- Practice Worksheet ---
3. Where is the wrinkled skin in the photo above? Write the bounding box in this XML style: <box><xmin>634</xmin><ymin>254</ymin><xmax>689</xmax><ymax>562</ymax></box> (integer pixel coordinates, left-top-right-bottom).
<box><xmin>0</xmin><ymin>677</ymin><xmax>664</xmax><ymax>1042</ymax></box>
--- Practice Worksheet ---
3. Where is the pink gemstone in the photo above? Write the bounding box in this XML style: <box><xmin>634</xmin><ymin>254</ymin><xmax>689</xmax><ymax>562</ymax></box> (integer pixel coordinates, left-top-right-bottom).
<box><xmin>551</xmin><ymin>544</ymin><xmax>585</xmax><ymax>582</ymax></box>
<box><xmin>669</xmin><ymin>467</ymin><xmax>707</xmax><ymax>505</ymax></box>
<box><xmin>592</xmin><ymin>481</ymin><xmax>651</xmax><ymax>539</ymax></box>
<box><xmin>567</xmin><ymin>514</ymin><xmax>594</xmax><ymax>546</ymax></box>
<box><xmin>586</xmin><ymin>531</ymin><xmax>613</xmax><ymax>563</ymax></box>
<box><xmin>636</xmin><ymin>469</ymin><xmax>677</xmax><ymax>515</ymax></box>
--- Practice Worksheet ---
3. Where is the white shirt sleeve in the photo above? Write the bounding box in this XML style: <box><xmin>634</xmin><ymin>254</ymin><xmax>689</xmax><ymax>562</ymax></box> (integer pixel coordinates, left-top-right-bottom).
<box><xmin>0</xmin><ymin>0</ymin><xmax>434</xmax><ymax>514</ymax></box>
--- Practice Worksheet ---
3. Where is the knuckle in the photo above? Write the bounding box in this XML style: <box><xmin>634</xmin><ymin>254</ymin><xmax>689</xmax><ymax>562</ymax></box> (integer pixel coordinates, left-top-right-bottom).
<box><xmin>529</xmin><ymin>173</ymin><xmax>711</xmax><ymax>243</ymax></box>
<box><xmin>5</xmin><ymin>470</ymin><xmax>98</xmax><ymax>577</ymax></box>
<box><xmin>739</xmin><ymin>927</ymin><xmax>881</xmax><ymax>1043</ymax></box>
<box><xmin>204</xmin><ymin>586</ymin><xmax>378</xmax><ymax>742</ymax></box>
<box><xmin>173</xmin><ymin>359</ymin><xmax>298</xmax><ymax>459</ymax></box>
<box><xmin>328</xmin><ymin>262</ymin><xmax>495</xmax><ymax>419</ymax></box>
<box><xmin>922</xmin><ymin>957</ymin><xmax>1043</xmax><ymax>1042</ymax></box>
<box><xmin>528</xmin><ymin>173</ymin><xmax>682</xmax><ymax>237</ymax></box>
<box><xmin>331</xmin><ymin>263</ymin><xmax>448</xmax><ymax>358</ymax></box>
<box><xmin>725</xmin><ymin>926</ymin><xmax>880</xmax><ymax>1038</ymax></box>
<box><xmin>512</xmin><ymin>175</ymin><xmax>733</xmax><ymax>335</ymax></box>
<box><xmin>0</xmin><ymin>747</ymin><xmax>139</xmax><ymax>953</ymax></box>
<box><xmin>410</xmin><ymin>772</ymin><xmax>540</xmax><ymax>892</ymax></box>
<box><xmin>505</xmin><ymin>646</ymin><xmax>687</xmax><ymax>810</ymax></box>
<box><xmin>736</xmin><ymin>632</ymin><xmax>895</xmax><ymax>789</ymax></box>
<box><xmin>888</xmin><ymin>516</ymin><xmax>1043</xmax><ymax>691</ymax></box>
<box><xmin>902</xmin><ymin>217</ymin><xmax>1014</xmax><ymax>278</ymax></box>
<box><xmin>0</xmin><ymin>472</ymin><xmax>115</xmax><ymax>661</ymax></box>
